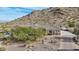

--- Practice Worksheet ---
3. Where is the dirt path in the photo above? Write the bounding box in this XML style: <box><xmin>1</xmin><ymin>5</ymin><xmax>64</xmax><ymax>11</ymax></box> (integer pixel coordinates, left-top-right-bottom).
<box><xmin>1</xmin><ymin>36</ymin><xmax>60</xmax><ymax>51</ymax></box>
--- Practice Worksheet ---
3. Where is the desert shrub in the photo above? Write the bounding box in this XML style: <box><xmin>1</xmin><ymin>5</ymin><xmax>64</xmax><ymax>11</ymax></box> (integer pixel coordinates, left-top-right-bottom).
<box><xmin>73</xmin><ymin>23</ymin><xmax>79</xmax><ymax>35</ymax></box>
<box><xmin>67</xmin><ymin>21</ymin><xmax>75</xmax><ymax>27</ymax></box>
<box><xmin>73</xmin><ymin>28</ymin><xmax>79</xmax><ymax>35</ymax></box>
<box><xmin>11</xmin><ymin>27</ymin><xmax>46</xmax><ymax>43</ymax></box>
<box><xmin>2</xmin><ymin>38</ymin><xmax>11</xmax><ymax>45</ymax></box>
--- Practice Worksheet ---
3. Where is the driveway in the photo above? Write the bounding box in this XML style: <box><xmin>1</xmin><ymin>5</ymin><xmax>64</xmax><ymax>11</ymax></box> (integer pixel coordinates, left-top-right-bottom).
<box><xmin>58</xmin><ymin>39</ymin><xmax>79</xmax><ymax>50</ymax></box>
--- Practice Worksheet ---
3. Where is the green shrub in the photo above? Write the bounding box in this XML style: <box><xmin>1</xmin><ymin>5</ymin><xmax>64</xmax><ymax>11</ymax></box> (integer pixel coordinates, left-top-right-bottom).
<box><xmin>67</xmin><ymin>21</ymin><xmax>75</xmax><ymax>27</ymax></box>
<box><xmin>11</xmin><ymin>27</ymin><xmax>46</xmax><ymax>43</ymax></box>
<box><xmin>73</xmin><ymin>23</ymin><xmax>79</xmax><ymax>35</ymax></box>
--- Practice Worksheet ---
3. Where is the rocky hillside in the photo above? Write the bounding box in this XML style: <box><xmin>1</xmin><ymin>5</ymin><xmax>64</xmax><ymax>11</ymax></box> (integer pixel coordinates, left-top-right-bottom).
<box><xmin>6</xmin><ymin>7</ymin><xmax>79</xmax><ymax>28</ymax></box>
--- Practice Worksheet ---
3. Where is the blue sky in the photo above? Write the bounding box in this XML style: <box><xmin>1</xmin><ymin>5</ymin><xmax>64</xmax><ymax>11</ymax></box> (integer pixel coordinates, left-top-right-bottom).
<box><xmin>0</xmin><ymin>7</ymin><xmax>47</xmax><ymax>23</ymax></box>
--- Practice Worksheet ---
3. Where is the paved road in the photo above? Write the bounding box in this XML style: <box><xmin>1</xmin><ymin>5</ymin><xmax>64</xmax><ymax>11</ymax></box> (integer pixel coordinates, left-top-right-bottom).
<box><xmin>58</xmin><ymin>39</ymin><xmax>79</xmax><ymax>50</ymax></box>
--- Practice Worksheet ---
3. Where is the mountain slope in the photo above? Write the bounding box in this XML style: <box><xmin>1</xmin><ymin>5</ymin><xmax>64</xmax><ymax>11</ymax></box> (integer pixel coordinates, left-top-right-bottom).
<box><xmin>7</xmin><ymin>7</ymin><xmax>79</xmax><ymax>28</ymax></box>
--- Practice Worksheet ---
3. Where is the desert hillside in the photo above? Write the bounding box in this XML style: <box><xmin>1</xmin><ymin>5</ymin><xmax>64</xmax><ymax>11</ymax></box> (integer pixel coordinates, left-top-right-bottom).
<box><xmin>6</xmin><ymin>7</ymin><xmax>79</xmax><ymax>28</ymax></box>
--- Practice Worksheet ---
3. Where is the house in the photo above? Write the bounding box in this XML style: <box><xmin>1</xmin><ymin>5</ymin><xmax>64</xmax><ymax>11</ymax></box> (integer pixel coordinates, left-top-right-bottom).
<box><xmin>34</xmin><ymin>24</ymin><xmax>61</xmax><ymax>35</ymax></box>
<box><xmin>22</xmin><ymin>22</ymin><xmax>61</xmax><ymax>35</ymax></box>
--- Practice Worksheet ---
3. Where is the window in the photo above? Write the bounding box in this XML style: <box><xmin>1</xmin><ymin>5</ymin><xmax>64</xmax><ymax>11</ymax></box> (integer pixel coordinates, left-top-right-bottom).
<box><xmin>48</xmin><ymin>30</ymin><xmax>52</xmax><ymax>35</ymax></box>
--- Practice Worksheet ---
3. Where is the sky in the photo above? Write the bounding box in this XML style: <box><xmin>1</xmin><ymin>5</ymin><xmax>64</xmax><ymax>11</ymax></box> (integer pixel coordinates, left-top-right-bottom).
<box><xmin>0</xmin><ymin>7</ymin><xmax>47</xmax><ymax>23</ymax></box>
